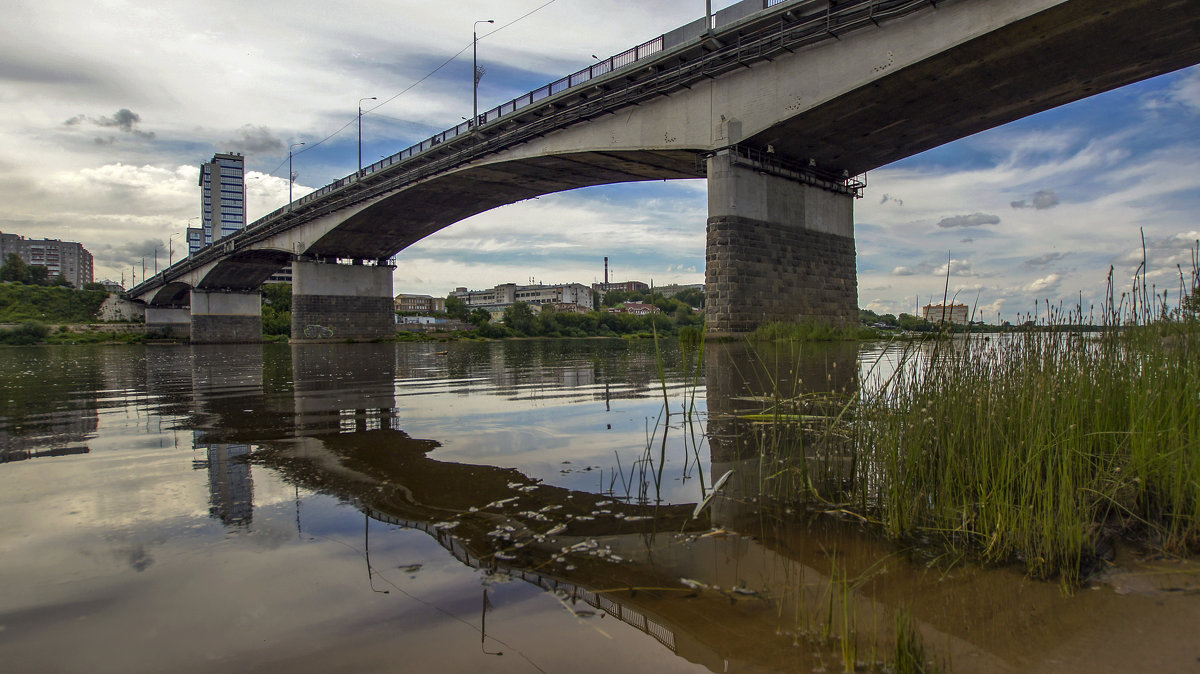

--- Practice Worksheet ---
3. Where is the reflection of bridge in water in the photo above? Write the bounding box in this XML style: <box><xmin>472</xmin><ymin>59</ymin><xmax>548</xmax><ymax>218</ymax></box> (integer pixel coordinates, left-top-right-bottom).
<box><xmin>146</xmin><ymin>340</ymin><xmax>1170</xmax><ymax>672</ymax></box>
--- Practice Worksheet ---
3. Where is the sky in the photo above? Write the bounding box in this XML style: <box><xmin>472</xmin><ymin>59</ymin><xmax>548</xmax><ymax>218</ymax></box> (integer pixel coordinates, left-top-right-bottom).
<box><xmin>1</xmin><ymin>0</ymin><xmax>1197</xmax><ymax>323</ymax></box>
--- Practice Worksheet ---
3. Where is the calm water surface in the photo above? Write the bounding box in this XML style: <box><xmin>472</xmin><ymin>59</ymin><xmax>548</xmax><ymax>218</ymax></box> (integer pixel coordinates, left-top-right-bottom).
<box><xmin>1</xmin><ymin>340</ymin><xmax>1197</xmax><ymax>673</ymax></box>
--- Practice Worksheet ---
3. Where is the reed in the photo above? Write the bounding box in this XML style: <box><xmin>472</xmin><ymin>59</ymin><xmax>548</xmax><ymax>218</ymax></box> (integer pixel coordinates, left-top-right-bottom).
<box><xmin>755</xmin><ymin>244</ymin><xmax>1200</xmax><ymax>585</ymax></box>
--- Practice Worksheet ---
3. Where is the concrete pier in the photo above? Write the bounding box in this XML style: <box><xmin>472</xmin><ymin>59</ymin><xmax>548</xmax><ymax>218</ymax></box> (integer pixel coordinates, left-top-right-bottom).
<box><xmin>704</xmin><ymin>152</ymin><xmax>857</xmax><ymax>336</ymax></box>
<box><xmin>291</xmin><ymin>260</ymin><xmax>395</xmax><ymax>342</ymax></box>
<box><xmin>190</xmin><ymin>290</ymin><xmax>262</xmax><ymax>344</ymax></box>
<box><xmin>144</xmin><ymin>306</ymin><xmax>191</xmax><ymax>339</ymax></box>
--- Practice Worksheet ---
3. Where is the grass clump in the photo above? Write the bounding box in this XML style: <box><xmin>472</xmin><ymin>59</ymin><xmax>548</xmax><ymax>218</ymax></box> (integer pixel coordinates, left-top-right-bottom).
<box><xmin>854</xmin><ymin>310</ymin><xmax>1199</xmax><ymax>584</ymax></box>
<box><xmin>752</xmin><ymin>243</ymin><xmax>1200</xmax><ymax>586</ymax></box>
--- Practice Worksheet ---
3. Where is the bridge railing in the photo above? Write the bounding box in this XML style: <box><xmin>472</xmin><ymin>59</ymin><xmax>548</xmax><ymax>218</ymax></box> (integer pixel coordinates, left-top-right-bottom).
<box><xmin>187</xmin><ymin>1</ymin><xmax>812</xmax><ymax>267</ymax></box>
<box><xmin>245</xmin><ymin>30</ymin><xmax>672</xmax><ymax>246</ymax></box>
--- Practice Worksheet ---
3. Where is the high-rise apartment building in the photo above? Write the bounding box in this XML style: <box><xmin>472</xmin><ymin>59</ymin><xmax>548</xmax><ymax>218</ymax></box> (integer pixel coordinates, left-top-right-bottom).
<box><xmin>188</xmin><ymin>152</ymin><xmax>291</xmax><ymax>283</ymax></box>
<box><xmin>0</xmin><ymin>231</ymin><xmax>94</xmax><ymax>288</ymax></box>
<box><xmin>192</xmin><ymin>152</ymin><xmax>246</xmax><ymax>255</ymax></box>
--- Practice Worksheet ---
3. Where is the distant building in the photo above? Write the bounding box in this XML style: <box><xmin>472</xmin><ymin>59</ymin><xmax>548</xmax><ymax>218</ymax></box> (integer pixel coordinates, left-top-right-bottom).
<box><xmin>609</xmin><ymin>302</ymin><xmax>660</xmax><ymax>316</ymax></box>
<box><xmin>921</xmin><ymin>303</ymin><xmax>970</xmax><ymax>325</ymax></box>
<box><xmin>0</xmin><ymin>231</ymin><xmax>94</xmax><ymax>288</ymax></box>
<box><xmin>592</xmin><ymin>280</ymin><xmax>649</xmax><ymax>295</ymax></box>
<box><xmin>100</xmin><ymin>280</ymin><xmax>125</xmax><ymax>293</ymax></box>
<box><xmin>395</xmin><ymin>293</ymin><xmax>446</xmax><ymax>314</ymax></box>
<box><xmin>653</xmin><ymin>283</ymin><xmax>704</xmax><ymax>298</ymax></box>
<box><xmin>451</xmin><ymin>282</ymin><xmax>594</xmax><ymax>312</ymax></box>
<box><xmin>194</xmin><ymin>152</ymin><xmax>246</xmax><ymax>254</ymax></box>
<box><xmin>190</xmin><ymin>152</ymin><xmax>290</xmax><ymax>281</ymax></box>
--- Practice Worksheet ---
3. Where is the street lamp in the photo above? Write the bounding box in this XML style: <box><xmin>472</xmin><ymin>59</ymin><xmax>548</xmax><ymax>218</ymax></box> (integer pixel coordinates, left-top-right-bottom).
<box><xmin>473</xmin><ymin>19</ymin><xmax>494</xmax><ymax>132</ymax></box>
<box><xmin>168</xmin><ymin>231</ymin><xmax>183</xmax><ymax>266</ymax></box>
<box><xmin>289</xmin><ymin>141</ymin><xmax>305</xmax><ymax>209</ymax></box>
<box><xmin>358</xmin><ymin>97</ymin><xmax>376</xmax><ymax>177</ymax></box>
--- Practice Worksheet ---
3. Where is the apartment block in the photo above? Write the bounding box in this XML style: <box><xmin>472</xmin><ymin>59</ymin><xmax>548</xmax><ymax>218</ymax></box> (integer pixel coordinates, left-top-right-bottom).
<box><xmin>0</xmin><ymin>231</ymin><xmax>94</xmax><ymax>287</ymax></box>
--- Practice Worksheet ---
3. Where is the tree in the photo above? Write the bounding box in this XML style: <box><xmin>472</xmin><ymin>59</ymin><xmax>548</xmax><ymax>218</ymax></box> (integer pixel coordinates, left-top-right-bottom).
<box><xmin>503</xmin><ymin>302</ymin><xmax>538</xmax><ymax>335</ymax></box>
<box><xmin>468</xmin><ymin>308</ymin><xmax>491</xmax><ymax>325</ymax></box>
<box><xmin>260</xmin><ymin>283</ymin><xmax>292</xmax><ymax>336</ymax></box>
<box><xmin>27</xmin><ymin>265</ymin><xmax>50</xmax><ymax>286</ymax></box>
<box><xmin>51</xmin><ymin>274</ymin><xmax>72</xmax><ymax>288</ymax></box>
<box><xmin>445</xmin><ymin>295</ymin><xmax>470</xmax><ymax>320</ymax></box>
<box><xmin>261</xmin><ymin>283</ymin><xmax>292</xmax><ymax>312</ymax></box>
<box><xmin>83</xmin><ymin>282</ymin><xmax>107</xmax><ymax>292</ymax></box>
<box><xmin>0</xmin><ymin>253</ymin><xmax>29</xmax><ymax>283</ymax></box>
<box><xmin>674</xmin><ymin>288</ymin><xmax>704</xmax><ymax>308</ymax></box>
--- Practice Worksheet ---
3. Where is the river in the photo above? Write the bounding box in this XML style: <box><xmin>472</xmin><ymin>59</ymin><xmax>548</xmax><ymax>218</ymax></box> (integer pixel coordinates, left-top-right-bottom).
<box><xmin>0</xmin><ymin>340</ymin><xmax>1196</xmax><ymax>673</ymax></box>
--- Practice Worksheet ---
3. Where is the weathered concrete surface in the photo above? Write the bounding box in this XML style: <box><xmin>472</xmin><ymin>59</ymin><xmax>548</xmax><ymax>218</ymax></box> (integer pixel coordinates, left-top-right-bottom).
<box><xmin>291</xmin><ymin>261</ymin><xmax>394</xmax><ymax>342</ymax></box>
<box><xmin>705</xmin><ymin>153</ymin><xmax>856</xmax><ymax>334</ymax></box>
<box><xmin>145</xmin><ymin>306</ymin><xmax>190</xmax><ymax>339</ymax></box>
<box><xmin>98</xmin><ymin>296</ymin><xmax>144</xmax><ymax>322</ymax></box>
<box><xmin>190</xmin><ymin>289</ymin><xmax>262</xmax><ymax>344</ymax></box>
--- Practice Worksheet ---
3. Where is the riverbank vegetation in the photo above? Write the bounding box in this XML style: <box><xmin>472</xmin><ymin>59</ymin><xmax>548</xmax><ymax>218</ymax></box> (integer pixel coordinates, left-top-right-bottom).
<box><xmin>750</xmin><ymin>255</ymin><xmax>1200</xmax><ymax>587</ymax></box>
<box><xmin>0</xmin><ymin>281</ymin><xmax>108</xmax><ymax>323</ymax></box>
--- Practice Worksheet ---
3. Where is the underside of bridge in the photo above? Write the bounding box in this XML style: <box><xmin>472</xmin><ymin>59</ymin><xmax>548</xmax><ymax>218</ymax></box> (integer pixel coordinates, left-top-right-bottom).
<box><xmin>130</xmin><ymin>0</ymin><xmax>1200</xmax><ymax>341</ymax></box>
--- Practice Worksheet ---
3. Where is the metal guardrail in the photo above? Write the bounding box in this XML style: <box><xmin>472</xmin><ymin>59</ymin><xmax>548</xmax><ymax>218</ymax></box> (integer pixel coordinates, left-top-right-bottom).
<box><xmin>134</xmin><ymin>0</ymin><xmax>938</xmax><ymax>297</ymax></box>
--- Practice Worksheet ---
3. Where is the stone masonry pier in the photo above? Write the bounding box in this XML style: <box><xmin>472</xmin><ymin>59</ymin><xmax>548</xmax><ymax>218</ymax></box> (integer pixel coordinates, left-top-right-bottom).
<box><xmin>290</xmin><ymin>260</ymin><xmax>395</xmax><ymax>342</ymax></box>
<box><xmin>705</xmin><ymin>150</ymin><xmax>857</xmax><ymax>336</ymax></box>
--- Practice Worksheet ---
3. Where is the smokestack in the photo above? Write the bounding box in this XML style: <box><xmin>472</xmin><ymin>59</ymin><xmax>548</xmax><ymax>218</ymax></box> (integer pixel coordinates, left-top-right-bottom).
<box><xmin>604</xmin><ymin>257</ymin><xmax>608</xmax><ymax>285</ymax></box>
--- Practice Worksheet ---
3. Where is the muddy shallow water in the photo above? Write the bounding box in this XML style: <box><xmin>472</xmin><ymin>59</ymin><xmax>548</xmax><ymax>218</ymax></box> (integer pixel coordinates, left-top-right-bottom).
<box><xmin>0</xmin><ymin>340</ymin><xmax>1197</xmax><ymax>673</ymax></box>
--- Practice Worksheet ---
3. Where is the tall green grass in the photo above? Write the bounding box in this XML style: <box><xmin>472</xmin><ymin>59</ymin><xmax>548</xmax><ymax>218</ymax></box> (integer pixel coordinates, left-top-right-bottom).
<box><xmin>754</xmin><ymin>245</ymin><xmax>1200</xmax><ymax>585</ymax></box>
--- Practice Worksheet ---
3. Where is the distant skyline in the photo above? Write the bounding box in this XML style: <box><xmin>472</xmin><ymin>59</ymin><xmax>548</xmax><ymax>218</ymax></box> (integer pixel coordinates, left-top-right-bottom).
<box><xmin>0</xmin><ymin>1</ymin><xmax>1196</xmax><ymax>322</ymax></box>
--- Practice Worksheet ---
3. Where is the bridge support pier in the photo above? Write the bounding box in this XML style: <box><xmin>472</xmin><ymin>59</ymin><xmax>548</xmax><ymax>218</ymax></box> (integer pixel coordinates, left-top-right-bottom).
<box><xmin>190</xmin><ymin>289</ymin><xmax>263</xmax><ymax>344</ymax></box>
<box><xmin>145</xmin><ymin>306</ymin><xmax>191</xmax><ymax>339</ymax></box>
<box><xmin>704</xmin><ymin>151</ymin><xmax>857</xmax><ymax>336</ymax></box>
<box><xmin>291</xmin><ymin>260</ymin><xmax>395</xmax><ymax>342</ymax></box>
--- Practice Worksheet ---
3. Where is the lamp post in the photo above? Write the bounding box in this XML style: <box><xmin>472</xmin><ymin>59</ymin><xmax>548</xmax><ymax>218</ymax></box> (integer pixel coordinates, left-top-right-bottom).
<box><xmin>473</xmin><ymin>19</ymin><xmax>494</xmax><ymax>131</ymax></box>
<box><xmin>358</xmin><ymin>97</ymin><xmax>376</xmax><ymax>177</ymax></box>
<box><xmin>289</xmin><ymin>141</ymin><xmax>305</xmax><ymax>209</ymax></box>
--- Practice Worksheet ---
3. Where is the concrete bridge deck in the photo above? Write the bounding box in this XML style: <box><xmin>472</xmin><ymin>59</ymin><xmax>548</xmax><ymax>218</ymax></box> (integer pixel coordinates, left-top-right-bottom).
<box><xmin>128</xmin><ymin>0</ymin><xmax>1200</xmax><ymax>341</ymax></box>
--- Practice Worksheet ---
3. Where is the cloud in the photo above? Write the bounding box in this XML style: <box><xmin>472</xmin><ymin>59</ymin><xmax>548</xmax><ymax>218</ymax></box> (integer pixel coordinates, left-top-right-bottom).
<box><xmin>937</xmin><ymin>212</ymin><xmax>1000</xmax><ymax>228</ymax></box>
<box><xmin>934</xmin><ymin>258</ymin><xmax>975</xmax><ymax>276</ymax></box>
<box><xmin>891</xmin><ymin>266</ymin><xmax>914</xmax><ymax>276</ymax></box>
<box><xmin>1026</xmin><ymin>273</ymin><xmax>1062</xmax><ymax>293</ymax></box>
<box><xmin>879</xmin><ymin>193</ymin><xmax>903</xmax><ymax>206</ymax></box>
<box><xmin>62</xmin><ymin>108</ymin><xmax>156</xmax><ymax>140</ymax></box>
<box><xmin>1011</xmin><ymin>189</ymin><xmax>1060</xmax><ymax>209</ymax></box>
<box><xmin>225</xmin><ymin>125</ymin><xmax>284</xmax><ymax>154</ymax></box>
<box><xmin>91</xmin><ymin>237</ymin><xmax>168</xmax><ymax>270</ymax></box>
<box><xmin>1024</xmin><ymin>252</ymin><xmax>1067</xmax><ymax>267</ymax></box>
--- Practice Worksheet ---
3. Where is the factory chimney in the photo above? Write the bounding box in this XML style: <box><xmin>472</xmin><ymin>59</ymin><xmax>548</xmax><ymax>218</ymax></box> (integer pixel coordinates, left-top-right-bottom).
<box><xmin>604</xmin><ymin>257</ymin><xmax>609</xmax><ymax>285</ymax></box>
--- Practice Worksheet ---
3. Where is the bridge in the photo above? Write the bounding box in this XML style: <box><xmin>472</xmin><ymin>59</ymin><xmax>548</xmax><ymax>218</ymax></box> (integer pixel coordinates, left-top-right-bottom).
<box><xmin>127</xmin><ymin>0</ymin><xmax>1200</xmax><ymax>342</ymax></box>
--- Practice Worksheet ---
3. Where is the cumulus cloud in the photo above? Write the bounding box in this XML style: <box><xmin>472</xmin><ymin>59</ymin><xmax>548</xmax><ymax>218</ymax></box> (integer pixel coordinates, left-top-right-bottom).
<box><xmin>225</xmin><ymin>125</ymin><xmax>284</xmax><ymax>154</ymax></box>
<box><xmin>891</xmin><ymin>266</ymin><xmax>914</xmax><ymax>276</ymax></box>
<box><xmin>1011</xmin><ymin>189</ymin><xmax>1060</xmax><ymax>210</ymax></box>
<box><xmin>934</xmin><ymin>258</ymin><xmax>975</xmax><ymax>276</ymax></box>
<box><xmin>937</xmin><ymin>212</ymin><xmax>1000</xmax><ymax>228</ymax></box>
<box><xmin>1026</xmin><ymin>273</ymin><xmax>1062</xmax><ymax>293</ymax></box>
<box><xmin>879</xmin><ymin>193</ymin><xmax>903</xmax><ymax>206</ymax></box>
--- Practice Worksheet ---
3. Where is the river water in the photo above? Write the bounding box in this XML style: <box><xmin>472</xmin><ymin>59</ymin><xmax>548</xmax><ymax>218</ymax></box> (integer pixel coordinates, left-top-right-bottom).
<box><xmin>1</xmin><ymin>340</ymin><xmax>1197</xmax><ymax>673</ymax></box>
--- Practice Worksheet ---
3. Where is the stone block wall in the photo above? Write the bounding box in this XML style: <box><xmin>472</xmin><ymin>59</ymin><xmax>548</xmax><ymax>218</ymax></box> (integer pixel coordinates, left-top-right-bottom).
<box><xmin>705</xmin><ymin>214</ymin><xmax>857</xmax><ymax>335</ymax></box>
<box><xmin>191</xmin><ymin>315</ymin><xmax>262</xmax><ymax>344</ymax></box>
<box><xmin>292</xmin><ymin>295</ymin><xmax>394</xmax><ymax>341</ymax></box>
